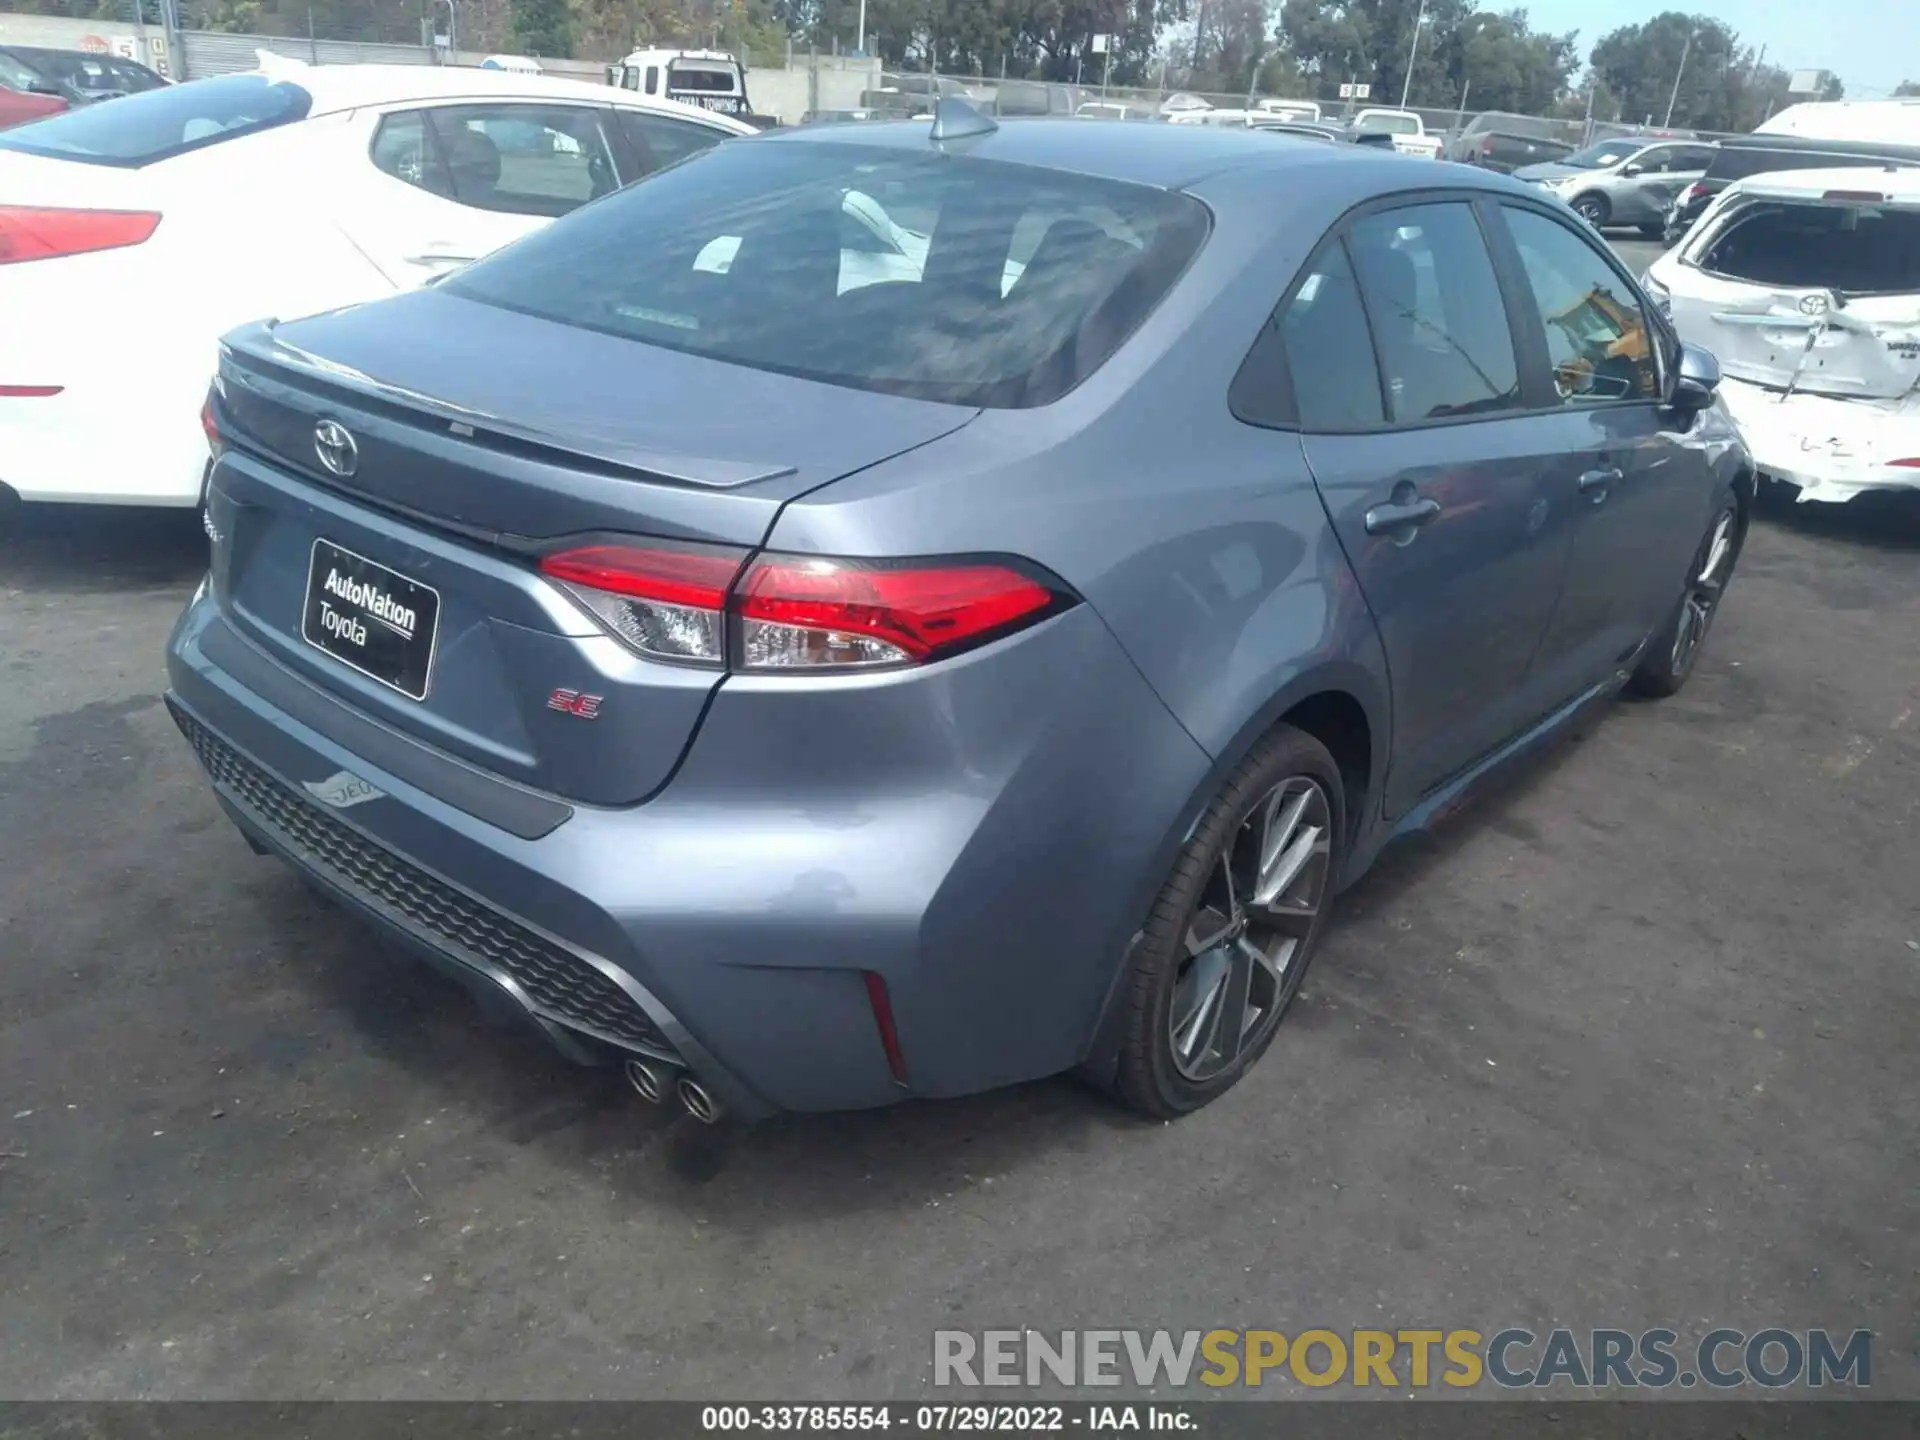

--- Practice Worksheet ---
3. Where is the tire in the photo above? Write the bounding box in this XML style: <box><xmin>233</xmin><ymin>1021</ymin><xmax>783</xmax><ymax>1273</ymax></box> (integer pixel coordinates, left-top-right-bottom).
<box><xmin>1113</xmin><ymin>724</ymin><xmax>1346</xmax><ymax>1119</ymax></box>
<box><xmin>1571</xmin><ymin>192</ymin><xmax>1610</xmax><ymax>228</ymax></box>
<box><xmin>1630</xmin><ymin>489</ymin><xmax>1745</xmax><ymax>699</ymax></box>
<box><xmin>1638</xmin><ymin>223</ymin><xmax>1665</xmax><ymax>239</ymax></box>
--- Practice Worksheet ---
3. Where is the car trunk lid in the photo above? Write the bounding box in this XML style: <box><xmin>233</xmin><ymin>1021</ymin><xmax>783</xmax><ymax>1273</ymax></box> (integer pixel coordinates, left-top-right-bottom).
<box><xmin>208</xmin><ymin>290</ymin><xmax>980</xmax><ymax>806</ymax></box>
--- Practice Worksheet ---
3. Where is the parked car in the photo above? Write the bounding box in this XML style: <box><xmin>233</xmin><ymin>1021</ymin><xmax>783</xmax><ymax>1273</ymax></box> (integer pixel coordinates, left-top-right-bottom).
<box><xmin>0</xmin><ymin>47</ymin><xmax>67</xmax><ymax>131</ymax></box>
<box><xmin>1645</xmin><ymin>165</ymin><xmax>1920</xmax><ymax>505</ymax></box>
<box><xmin>1349</xmin><ymin>107</ymin><xmax>1442</xmax><ymax>158</ymax></box>
<box><xmin>1663</xmin><ymin>132</ymin><xmax>1920</xmax><ymax>243</ymax></box>
<box><xmin>0</xmin><ymin>61</ymin><xmax>749</xmax><ymax>510</ymax></box>
<box><xmin>169</xmin><ymin>110</ymin><xmax>1751</xmax><ymax>1122</ymax></box>
<box><xmin>1518</xmin><ymin>138</ymin><xmax>1717</xmax><ymax>235</ymax></box>
<box><xmin>0</xmin><ymin>45</ymin><xmax>166</xmax><ymax>107</ymax></box>
<box><xmin>1254</xmin><ymin>99</ymin><xmax>1322</xmax><ymax>122</ymax></box>
<box><xmin>1445</xmin><ymin>111</ymin><xmax>1574</xmax><ymax>173</ymax></box>
<box><xmin>1248</xmin><ymin>119</ymin><xmax>1352</xmax><ymax>144</ymax></box>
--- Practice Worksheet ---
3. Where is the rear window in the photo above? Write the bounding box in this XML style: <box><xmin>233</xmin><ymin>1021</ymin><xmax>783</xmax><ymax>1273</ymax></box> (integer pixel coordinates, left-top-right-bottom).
<box><xmin>445</xmin><ymin>140</ymin><xmax>1211</xmax><ymax>409</ymax></box>
<box><xmin>1696</xmin><ymin>199</ymin><xmax>1920</xmax><ymax>295</ymax></box>
<box><xmin>0</xmin><ymin>73</ymin><xmax>310</xmax><ymax>167</ymax></box>
<box><xmin>669</xmin><ymin>63</ymin><xmax>738</xmax><ymax>94</ymax></box>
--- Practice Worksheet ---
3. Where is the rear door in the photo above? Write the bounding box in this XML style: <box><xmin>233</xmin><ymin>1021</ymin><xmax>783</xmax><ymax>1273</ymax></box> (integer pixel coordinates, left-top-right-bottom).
<box><xmin>1491</xmin><ymin>201</ymin><xmax>1703</xmax><ymax>691</ymax></box>
<box><xmin>1289</xmin><ymin>199</ymin><xmax>1582</xmax><ymax>816</ymax></box>
<box><xmin>338</xmin><ymin>100</ymin><xmax>626</xmax><ymax>285</ymax></box>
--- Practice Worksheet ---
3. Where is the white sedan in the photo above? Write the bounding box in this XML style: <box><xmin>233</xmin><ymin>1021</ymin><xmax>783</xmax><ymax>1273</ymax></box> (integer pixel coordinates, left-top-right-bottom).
<box><xmin>0</xmin><ymin>59</ymin><xmax>752</xmax><ymax>508</ymax></box>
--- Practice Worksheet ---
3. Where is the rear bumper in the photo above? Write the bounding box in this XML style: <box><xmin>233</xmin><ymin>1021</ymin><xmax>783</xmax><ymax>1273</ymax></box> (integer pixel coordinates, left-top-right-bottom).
<box><xmin>165</xmin><ymin>586</ymin><xmax>1212</xmax><ymax>1113</ymax></box>
<box><xmin>1718</xmin><ymin>377</ymin><xmax>1920</xmax><ymax>504</ymax></box>
<box><xmin>0</xmin><ymin>385</ymin><xmax>209</xmax><ymax>507</ymax></box>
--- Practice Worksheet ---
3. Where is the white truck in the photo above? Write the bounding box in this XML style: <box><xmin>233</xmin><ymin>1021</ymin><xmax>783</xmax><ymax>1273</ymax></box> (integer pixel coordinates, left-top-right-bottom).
<box><xmin>609</xmin><ymin>48</ymin><xmax>752</xmax><ymax>119</ymax></box>
<box><xmin>1350</xmin><ymin>107</ymin><xmax>1443</xmax><ymax>158</ymax></box>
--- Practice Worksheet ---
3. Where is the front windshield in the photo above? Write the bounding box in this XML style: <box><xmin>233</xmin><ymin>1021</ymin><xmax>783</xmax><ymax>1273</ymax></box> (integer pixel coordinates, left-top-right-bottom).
<box><xmin>1564</xmin><ymin>139</ymin><xmax>1644</xmax><ymax>169</ymax></box>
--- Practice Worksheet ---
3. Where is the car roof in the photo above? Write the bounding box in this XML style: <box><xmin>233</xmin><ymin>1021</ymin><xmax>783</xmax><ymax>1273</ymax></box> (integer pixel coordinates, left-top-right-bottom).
<box><xmin>751</xmin><ymin>114</ymin><xmax>1482</xmax><ymax>191</ymax></box>
<box><xmin>263</xmin><ymin>61</ymin><xmax>744</xmax><ymax>127</ymax></box>
<box><xmin>1728</xmin><ymin>164</ymin><xmax>1920</xmax><ymax>202</ymax></box>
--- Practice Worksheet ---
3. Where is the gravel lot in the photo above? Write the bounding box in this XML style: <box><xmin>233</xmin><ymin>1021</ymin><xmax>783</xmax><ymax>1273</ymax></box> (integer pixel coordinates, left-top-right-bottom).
<box><xmin>2</xmin><ymin>244</ymin><xmax>1916</xmax><ymax>1397</ymax></box>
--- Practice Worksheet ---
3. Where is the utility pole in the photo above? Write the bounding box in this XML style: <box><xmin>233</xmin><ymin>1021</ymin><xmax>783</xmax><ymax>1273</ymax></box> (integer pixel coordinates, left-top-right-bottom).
<box><xmin>856</xmin><ymin>0</ymin><xmax>865</xmax><ymax>57</ymax></box>
<box><xmin>1399</xmin><ymin>0</ymin><xmax>1428</xmax><ymax>110</ymax></box>
<box><xmin>1664</xmin><ymin>26</ymin><xmax>1693</xmax><ymax>127</ymax></box>
<box><xmin>1582</xmin><ymin>72</ymin><xmax>1596</xmax><ymax>143</ymax></box>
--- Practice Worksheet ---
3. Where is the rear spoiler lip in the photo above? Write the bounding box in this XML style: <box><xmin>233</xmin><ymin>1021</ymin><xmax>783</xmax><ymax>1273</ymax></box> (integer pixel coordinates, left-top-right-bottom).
<box><xmin>228</xmin><ymin>324</ymin><xmax>800</xmax><ymax>492</ymax></box>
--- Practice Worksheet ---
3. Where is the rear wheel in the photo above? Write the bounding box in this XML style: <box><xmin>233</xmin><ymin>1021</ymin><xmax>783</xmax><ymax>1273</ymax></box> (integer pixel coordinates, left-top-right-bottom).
<box><xmin>1113</xmin><ymin>725</ymin><xmax>1345</xmax><ymax>1118</ymax></box>
<box><xmin>1571</xmin><ymin>192</ymin><xmax>1610</xmax><ymax>228</ymax></box>
<box><xmin>1638</xmin><ymin>222</ymin><xmax>1665</xmax><ymax>238</ymax></box>
<box><xmin>1631</xmin><ymin>490</ymin><xmax>1744</xmax><ymax>698</ymax></box>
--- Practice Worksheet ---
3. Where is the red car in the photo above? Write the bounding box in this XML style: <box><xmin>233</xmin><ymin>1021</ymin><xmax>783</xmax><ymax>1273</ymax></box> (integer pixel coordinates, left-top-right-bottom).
<box><xmin>0</xmin><ymin>48</ymin><xmax>67</xmax><ymax>131</ymax></box>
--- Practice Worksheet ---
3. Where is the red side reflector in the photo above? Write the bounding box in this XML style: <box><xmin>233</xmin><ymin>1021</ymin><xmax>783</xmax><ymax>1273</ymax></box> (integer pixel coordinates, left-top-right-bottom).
<box><xmin>733</xmin><ymin>558</ymin><xmax>1057</xmax><ymax>665</ymax></box>
<box><xmin>0</xmin><ymin>207</ymin><xmax>161</xmax><ymax>265</ymax></box>
<box><xmin>864</xmin><ymin>972</ymin><xmax>910</xmax><ymax>1087</ymax></box>
<box><xmin>539</xmin><ymin>542</ymin><xmax>745</xmax><ymax>610</ymax></box>
<box><xmin>1821</xmin><ymin>189</ymin><xmax>1886</xmax><ymax>204</ymax></box>
<box><xmin>0</xmin><ymin>385</ymin><xmax>62</xmax><ymax>397</ymax></box>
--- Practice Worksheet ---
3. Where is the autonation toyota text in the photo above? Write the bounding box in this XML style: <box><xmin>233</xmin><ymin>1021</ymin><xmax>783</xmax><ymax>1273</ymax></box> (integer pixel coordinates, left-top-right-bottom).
<box><xmin>933</xmin><ymin>1328</ymin><xmax>1873</xmax><ymax>1390</ymax></box>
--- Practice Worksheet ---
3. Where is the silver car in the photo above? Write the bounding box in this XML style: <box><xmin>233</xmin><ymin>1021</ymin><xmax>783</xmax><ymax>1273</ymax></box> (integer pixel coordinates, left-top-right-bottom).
<box><xmin>1516</xmin><ymin>140</ymin><xmax>1718</xmax><ymax>235</ymax></box>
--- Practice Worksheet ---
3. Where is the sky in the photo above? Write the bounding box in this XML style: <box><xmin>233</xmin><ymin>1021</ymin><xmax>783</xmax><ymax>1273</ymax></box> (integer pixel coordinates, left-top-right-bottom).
<box><xmin>1521</xmin><ymin>0</ymin><xmax>1920</xmax><ymax>97</ymax></box>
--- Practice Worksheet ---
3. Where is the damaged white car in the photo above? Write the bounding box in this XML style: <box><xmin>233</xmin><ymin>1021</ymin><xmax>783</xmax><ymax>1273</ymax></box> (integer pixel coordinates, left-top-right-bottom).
<box><xmin>1643</xmin><ymin>165</ymin><xmax>1920</xmax><ymax>503</ymax></box>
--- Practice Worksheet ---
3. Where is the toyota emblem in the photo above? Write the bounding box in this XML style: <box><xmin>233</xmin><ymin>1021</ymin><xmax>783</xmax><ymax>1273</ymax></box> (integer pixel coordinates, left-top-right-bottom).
<box><xmin>313</xmin><ymin>419</ymin><xmax>359</xmax><ymax>478</ymax></box>
<box><xmin>1797</xmin><ymin>293</ymin><xmax>1830</xmax><ymax>317</ymax></box>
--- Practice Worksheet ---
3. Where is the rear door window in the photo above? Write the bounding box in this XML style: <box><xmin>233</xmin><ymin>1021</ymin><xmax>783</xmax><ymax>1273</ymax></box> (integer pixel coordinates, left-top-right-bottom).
<box><xmin>420</xmin><ymin>103</ymin><xmax>621</xmax><ymax>218</ymax></box>
<box><xmin>1345</xmin><ymin>203</ymin><xmax>1521</xmax><ymax>423</ymax></box>
<box><xmin>0</xmin><ymin>72</ymin><xmax>311</xmax><ymax>166</ymax></box>
<box><xmin>615</xmin><ymin>109</ymin><xmax>731</xmax><ymax>178</ymax></box>
<box><xmin>444</xmin><ymin>141</ymin><xmax>1209</xmax><ymax>408</ymax></box>
<box><xmin>1503</xmin><ymin>207</ymin><xmax>1661</xmax><ymax>405</ymax></box>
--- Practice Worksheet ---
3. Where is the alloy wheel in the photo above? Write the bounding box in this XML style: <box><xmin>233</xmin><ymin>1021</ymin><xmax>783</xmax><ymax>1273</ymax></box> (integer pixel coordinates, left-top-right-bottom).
<box><xmin>1671</xmin><ymin>509</ymin><xmax>1736</xmax><ymax>672</ymax></box>
<box><xmin>1168</xmin><ymin>776</ymin><xmax>1332</xmax><ymax>1083</ymax></box>
<box><xmin>1574</xmin><ymin>196</ymin><xmax>1607</xmax><ymax>225</ymax></box>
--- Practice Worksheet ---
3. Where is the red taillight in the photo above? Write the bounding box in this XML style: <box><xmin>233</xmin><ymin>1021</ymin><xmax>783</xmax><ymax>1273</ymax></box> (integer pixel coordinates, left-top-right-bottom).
<box><xmin>1889</xmin><ymin>458</ymin><xmax>1920</xmax><ymax>469</ymax></box>
<box><xmin>864</xmin><ymin>972</ymin><xmax>910</xmax><ymax>1087</ymax></box>
<box><xmin>1685</xmin><ymin>183</ymin><xmax>1708</xmax><ymax>201</ymax></box>
<box><xmin>733</xmin><ymin>556</ymin><xmax>1059</xmax><ymax>670</ymax></box>
<box><xmin>200</xmin><ymin>391</ymin><xmax>222</xmax><ymax>453</ymax></box>
<box><xmin>0</xmin><ymin>206</ymin><xmax>161</xmax><ymax>265</ymax></box>
<box><xmin>539</xmin><ymin>541</ymin><xmax>1066</xmax><ymax>672</ymax></box>
<box><xmin>1479</xmin><ymin>136</ymin><xmax>1494</xmax><ymax>154</ymax></box>
<box><xmin>539</xmin><ymin>541</ymin><xmax>748</xmax><ymax>667</ymax></box>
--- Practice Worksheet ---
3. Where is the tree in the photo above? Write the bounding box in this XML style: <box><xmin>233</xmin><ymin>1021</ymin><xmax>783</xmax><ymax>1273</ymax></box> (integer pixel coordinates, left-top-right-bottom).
<box><xmin>1896</xmin><ymin>79</ymin><xmax>1920</xmax><ymax>98</ymax></box>
<box><xmin>1273</xmin><ymin>3</ymin><xmax>1573</xmax><ymax>109</ymax></box>
<box><xmin>511</xmin><ymin>0</ymin><xmax>577</xmax><ymax>57</ymax></box>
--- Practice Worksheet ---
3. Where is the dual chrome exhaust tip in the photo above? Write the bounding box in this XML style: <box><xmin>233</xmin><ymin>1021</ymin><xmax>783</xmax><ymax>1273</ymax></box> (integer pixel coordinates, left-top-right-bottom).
<box><xmin>624</xmin><ymin>1056</ymin><xmax>724</xmax><ymax>1124</ymax></box>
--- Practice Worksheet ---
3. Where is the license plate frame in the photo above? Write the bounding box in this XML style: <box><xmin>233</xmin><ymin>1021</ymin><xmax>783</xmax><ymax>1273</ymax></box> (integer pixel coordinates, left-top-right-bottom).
<box><xmin>300</xmin><ymin>539</ymin><xmax>441</xmax><ymax>702</ymax></box>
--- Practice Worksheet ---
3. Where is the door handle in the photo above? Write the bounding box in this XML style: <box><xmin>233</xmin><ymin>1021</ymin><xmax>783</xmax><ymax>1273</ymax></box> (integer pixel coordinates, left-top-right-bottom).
<box><xmin>1363</xmin><ymin>496</ymin><xmax>1442</xmax><ymax>539</ymax></box>
<box><xmin>1578</xmin><ymin>466</ymin><xmax>1623</xmax><ymax>500</ymax></box>
<box><xmin>405</xmin><ymin>247</ymin><xmax>478</xmax><ymax>268</ymax></box>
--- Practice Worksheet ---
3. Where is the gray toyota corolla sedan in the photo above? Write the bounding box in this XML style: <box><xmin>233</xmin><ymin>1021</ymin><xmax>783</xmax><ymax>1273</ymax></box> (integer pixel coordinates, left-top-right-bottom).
<box><xmin>168</xmin><ymin>104</ymin><xmax>1752</xmax><ymax>1122</ymax></box>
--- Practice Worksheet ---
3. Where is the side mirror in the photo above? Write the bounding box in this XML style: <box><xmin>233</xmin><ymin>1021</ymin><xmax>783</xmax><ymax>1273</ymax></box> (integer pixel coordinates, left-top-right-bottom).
<box><xmin>25</xmin><ymin>79</ymin><xmax>65</xmax><ymax>97</ymax></box>
<box><xmin>1671</xmin><ymin>343</ymin><xmax>1720</xmax><ymax>412</ymax></box>
<box><xmin>1621</xmin><ymin>162</ymin><xmax>1644</xmax><ymax>177</ymax></box>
